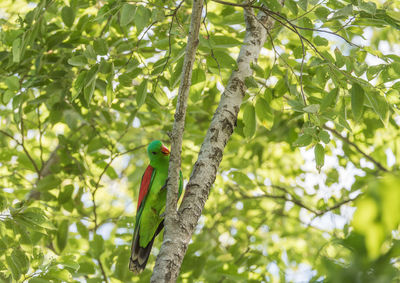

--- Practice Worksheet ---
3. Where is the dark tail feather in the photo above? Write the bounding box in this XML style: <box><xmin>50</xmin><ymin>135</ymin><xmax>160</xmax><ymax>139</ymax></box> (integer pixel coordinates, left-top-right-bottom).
<box><xmin>129</xmin><ymin>221</ymin><xmax>164</xmax><ymax>274</ymax></box>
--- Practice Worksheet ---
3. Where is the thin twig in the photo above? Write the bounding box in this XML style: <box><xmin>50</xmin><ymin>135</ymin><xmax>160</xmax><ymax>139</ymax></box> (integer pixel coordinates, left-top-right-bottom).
<box><xmin>91</xmin><ymin>145</ymin><xmax>145</xmax><ymax>230</ymax></box>
<box><xmin>37</xmin><ymin>107</ymin><xmax>44</xmax><ymax>168</ymax></box>
<box><xmin>97</xmin><ymin>258</ymin><xmax>108</xmax><ymax>283</ymax></box>
<box><xmin>0</xmin><ymin>128</ymin><xmax>40</xmax><ymax>176</ymax></box>
<box><xmin>323</xmin><ymin>125</ymin><xmax>389</xmax><ymax>172</ymax></box>
<box><xmin>237</xmin><ymin>184</ymin><xmax>359</xmax><ymax>217</ymax></box>
<box><xmin>211</xmin><ymin>0</ymin><xmax>360</xmax><ymax>48</ymax></box>
<box><xmin>152</xmin><ymin>0</ymin><xmax>185</xmax><ymax>94</ymax></box>
<box><xmin>203</xmin><ymin>0</ymin><xmax>222</xmax><ymax>79</ymax></box>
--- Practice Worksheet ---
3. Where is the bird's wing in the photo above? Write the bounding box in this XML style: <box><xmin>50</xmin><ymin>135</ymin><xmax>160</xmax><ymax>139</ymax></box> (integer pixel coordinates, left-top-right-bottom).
<box><xmin>130</xmin><ymin>165</ymin><xmax>159</xmax><ymax>274</ymax></box>
<box><xmin>135</xmin><ymin>165</ymin><xmax>155</xmax><ymax>225</ymax></box>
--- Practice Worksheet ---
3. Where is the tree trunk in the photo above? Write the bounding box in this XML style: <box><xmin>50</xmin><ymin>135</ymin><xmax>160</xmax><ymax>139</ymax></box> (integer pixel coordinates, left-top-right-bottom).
<box><xmin>151</xmin><ymin>6</ymin><xmax>276</xmax><ymax>282</ymax></box>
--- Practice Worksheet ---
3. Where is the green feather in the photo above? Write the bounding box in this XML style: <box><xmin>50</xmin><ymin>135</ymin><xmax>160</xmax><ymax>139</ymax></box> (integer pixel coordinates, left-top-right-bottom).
<box><xmin>136</xmin><ymin>140</ymin><xmax>183</xmax><ymax>248</ymax></box>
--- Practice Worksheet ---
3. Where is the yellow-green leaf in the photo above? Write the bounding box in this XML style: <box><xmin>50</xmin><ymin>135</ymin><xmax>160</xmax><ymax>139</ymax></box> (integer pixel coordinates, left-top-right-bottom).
<box><xmin>136</xmin><ymin>79</ymin><xmax>148</xmax><ymax>108</ymax></box>
<box><xmin>120</xmin><ymin>4</ymin><xmax>136</xmax><ymax>26</ymax></box>
<box><xmin>56</xmin><ymin>220</ymin><xmax>69</xmax><ymax>252</ymax></box>
<box><xmin>351</xmin><ymin>83</ymin><xmax>364</xmax><ymax>121</ymax></box>
<box><xmin>314</xmin><ymin>143</ymin><xmax>325</xmax><ymax>171</ymax></box>
<box><xmin>243</xmin><ymin>104</ymin><xmax>256</xmax><ymax>138</ymax></box>
<box><xmin>61</xmin><ymin>6</ymin><xmax>75</xmax><ymax>27</ymax></box>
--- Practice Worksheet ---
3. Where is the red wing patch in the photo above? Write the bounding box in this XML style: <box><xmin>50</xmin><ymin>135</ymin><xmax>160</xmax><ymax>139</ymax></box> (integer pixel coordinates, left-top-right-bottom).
<box><xmin>137</xmin><ymin>165</ymin><xmax>154</xmax><ymax>211</ymax></box>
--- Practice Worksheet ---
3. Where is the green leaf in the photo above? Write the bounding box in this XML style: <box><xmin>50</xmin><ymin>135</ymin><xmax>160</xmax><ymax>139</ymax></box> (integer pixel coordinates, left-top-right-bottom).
<box><xmin>84</xmin><ymin>45</ymin><xmax>97</xmax><ymax>61</ymax></box>
<box><xmin>244</xmin><ymin>76</ymin><xmax>258</xmax><ymax>88</ymax></box>
<box><xmin>359</xmin><ymin>1</ymin><xmax>376</xmax><ymax>15</ymax></box>
<box><xmin>11</xmin><ymin>249</ymin><xmax>29</xmax><ymax>274</ymax></box>
<box><xmin>299</xmin><ymin>17</ymin><xmax>313</xmax><ymax>39</ymax></box>
<box><xmin>387</xmin><ymin>10</ymin><xmax>400</xmax><ymax>22</ymax></box>
<box><xmin>135</xmin><ymin>6</ymin><xmax>151</xmax><ymax>33</ymax></box>
<box><xmin>298</xmin><ymin>0</ymin><xmax>308</xmax><ymax>11</ymax></box>
<box><xmin>93</xmin><ymin>39</ymin><xmax>108</xmax><ymax>56</ymax></box>
<box><xmin>5</xmin><ymin>76</ymin><xmax>20</xmax><ymax>91</ymax></box>
<box><xmin>43</xmin><ymin>269</ymin><xmax>72</xmax><ymax>281</ymax></box>
<box><xmin>332</xmin><ymin>4</ymin><xmax>353</xmax><ymax>19</ymax></box>
<box><xmin>76</xmin><ymin>221</ymin><xmax>89</xmax><ymax>238</ymax></box>
<box><xmin>315</xmin><ymin>7</ymin><xmax>330</xmax><ymax>19</ymax></box>
<box><xmin>106</xmin><ymin>82</ymin><xmax>114</xmax><ymax>106</ymax></box>
<box><xmin>293</xmin><ymin>134</ymin><xmax>312</xmax><ymax>147</ymax></box>
<box><xmin>78</xmin><ymin>260</ymin><xmax>96</xmax><ymax>275</ymax></box>
<box><xmin>314</xmin><ymin>143</ymin><xmax>325</xmax><ymax>171</ymax></box>
<box><xmin>84</xmin><ymin>65</ymin><xmax>98</xmax><ymax>87</ymax></box>
<box><xmin>351</xmin><ymin>83</ymin><xmax>364</xmax><ymax>121</ymax></box>
<box><xmin>118</xmin><ymin>73</ymin><xmax>133</xmax><ymax>86</ymax></box>
<box><xmin>303</xmin><ymin>104</ymin><xmax>320</xmax><ymax>113</ymax></box>
<box><xmin>337</xmin><ymin>113</ymin><xmax>352</xmax><ymax>132</ymax></box>
<box><xmin>0</xmin><ymin>195</ymin><xmax>6</xmax><ymax>211</ymax></box>
<box><xmin>250</xmin><ymin>62</ymin><xmax>264</xmax><ymax>77</ymax></box>
<box><xmin>68</xmin><ymin>55</ymin><xmax>88</xmax><ymax>67</ymax></box>
<box><xmin>293</xmin><ymin>46</ymin><xmax>303</xmax><ymax>59</ymax></box>
<box><xmin>2</xmin><ymin>90</ymin><xmax>14</xmax><ymax>104</ymax></box>
<box><xmin>267</xmin><ymin>0</ymin><xmax>282</xmax><ymax>12</ymax></box>
<box><xmin>286</xmin><ymin>0</ymin><xmax>298</xmax><ymax>15</ymax></box>
<box><xmin>231</xmin><ymin>171</ymin><xmax>253</xmax><ymax>188</ymax></box>
<box><xmin>19</xmin><ymin>207</ymin><xmax>47</xmax><ymax>227</ymax></box>
<box><xmin>319</xmin><ymin>130</ymin><xmax>330</xmax><ymax>144</ymax></box>
<box><xmin>321</xmin><ymin>88</ymin><xmax>338</xmax><ymax>110</ymax></box>
<box><xmin>255</xmin><ymin>97</ymin><xmax>274</xmax><ymax>130</ymax></box>
<box><xmin>364</xmin><ymin>90</ymin><xmax>389</xmax><ymax>123</ymax></box>
<box><xmin>209</xmin><ymin>51</ymin><xmax>237</xmax><ymax>70</ymax></box>
<box><xmin>12</xmin><ymin>38</ymin><xmax>21</xmax><ymax>63</ymax></box>
<box><xmin>314</xmin><ymin>36</ymin><xmax>329</xmax><ymax>46</ymax></box>
<box><xmin>334</xmin><ymin>48</ymin><xmax>345</xmax><ymax>68</ymax></box>
<box><xmin>99</xmin><ymin>59</ymin><xmax>113</xmax><ymax>74</ymax></box>
<box><xmin>84</xmin><ymin>79</ymin><xmax>96</xmax><ymax>104</ymax></box>
<box><xmin>37</xmin><ymin>175</ymin><xmax>61</xmax><ymax>191</ymax></box>
<box><xmin>115</xmin><ymin>247</ymin><xmax>130</xmax><ymax>280</ymax></box>
<box><xmin>61</xmin><ymin>6</ymin><xmax>75</xmax><ymax>27</ymax></box>
<box><xmin>56</xmin><ymin>220</ymin><xmax>69</xmax><ymax>253</ymax></box>
<box><xmin>6</xmin><ymin>256</ymin><xmax>20</xmax><ymax>281</ymax></box>
<box><xmin>243</xmin><ymin>104</ymin><xmax>256</xmax><ymax>138</ymax></box>
<box><xmin>29</xmin><ymin>278</ymin><xmax>49</xmax><ymax>283</ymax></box>
<box><xmin>59</xmin><ymin>255</ymin><xmax>80</xmax><ymax>271</ymax></box>
<box><xmin>106</xmin><ymin>166</ymin><xmax>118</xmax><ymax>179</ymax></box>
<box><xmin>90</xmin><ymin>234</ymin><xmax>104</xmax><ymax>258</ymax></box>
<box><xmin>211</xmin><ymin>35</ymin><xmax>242</xmax><ymax>49</ymax></box>
<box><xmin>192</xmin><ymin>68</ymin><xmax>206</xmax><ymax>85</ymax></box>
<box><xmin>73</xmin><ymin>71</ymin><xmax>87</xmax><ymax>97</ymax></box>
<box><xmin>58</xmin><ymin>184</ymin><xmax>74</xmax><ymax>204</ymax></box>
<box><xmin>120</xmin><ymin>4</ymin><xmax>136</xmax><ymax>26</ymax></box>
<box><xmin>136</xmin><ymin>79</ymin><xmax>148</xmax><ymax>108</ymax></box>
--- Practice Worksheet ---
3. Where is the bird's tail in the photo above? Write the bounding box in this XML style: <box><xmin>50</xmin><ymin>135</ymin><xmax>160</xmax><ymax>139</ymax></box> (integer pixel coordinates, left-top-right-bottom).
<box><xmin>129</xmin><ymin>221</ymin><xmax>164</xmax><ymax>274</ymax></box>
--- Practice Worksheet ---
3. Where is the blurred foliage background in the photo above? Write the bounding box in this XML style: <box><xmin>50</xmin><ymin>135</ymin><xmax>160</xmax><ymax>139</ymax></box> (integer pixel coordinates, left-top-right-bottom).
<box><xmin>0</xmin><ymin>0</ymin><xmax>400</xmax><ymax>282</ymax></box>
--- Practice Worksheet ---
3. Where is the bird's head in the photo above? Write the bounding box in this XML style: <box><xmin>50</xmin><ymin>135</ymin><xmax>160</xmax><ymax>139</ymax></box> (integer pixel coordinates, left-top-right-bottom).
<box><xmin>147</xmin><ymin>140</ymin><xmax>170</xmax><ymax>165</ymax></box>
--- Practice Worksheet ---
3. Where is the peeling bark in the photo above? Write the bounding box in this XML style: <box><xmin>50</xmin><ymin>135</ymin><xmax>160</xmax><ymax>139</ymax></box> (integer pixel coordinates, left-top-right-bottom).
<box><xmin>151</xmin><ymin>6</ymin><xmax>277</xmax><ymax>282</ymax></box>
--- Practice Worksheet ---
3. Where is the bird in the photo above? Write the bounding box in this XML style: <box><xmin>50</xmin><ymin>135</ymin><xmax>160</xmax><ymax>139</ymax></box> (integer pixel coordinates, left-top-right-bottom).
<box><xmin>129</xmin><ymin>140</ymin><xmax>183</xmax><ymax>274</ymax></box>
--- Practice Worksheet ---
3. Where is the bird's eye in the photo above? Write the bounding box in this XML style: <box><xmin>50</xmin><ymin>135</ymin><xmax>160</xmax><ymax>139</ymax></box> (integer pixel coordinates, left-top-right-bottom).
<box><xmin>152</xmin><ymin>151</ymin><xmax>156</xmax><ymax>155</ymax></box>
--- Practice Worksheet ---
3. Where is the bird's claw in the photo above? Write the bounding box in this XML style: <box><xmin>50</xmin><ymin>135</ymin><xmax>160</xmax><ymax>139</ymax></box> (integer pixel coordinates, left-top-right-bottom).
<box><xmin>160</xmin><ymin>179</ymin><xmax>169</xmax><ymax>191</ymax></box>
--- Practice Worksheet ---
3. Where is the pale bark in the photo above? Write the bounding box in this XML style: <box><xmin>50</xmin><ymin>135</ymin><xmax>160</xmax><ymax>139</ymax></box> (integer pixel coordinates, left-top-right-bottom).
<box><xmin>151</xmin><ymin>6</ymin><xmax>275</xmax><ymax>282</ymax></box>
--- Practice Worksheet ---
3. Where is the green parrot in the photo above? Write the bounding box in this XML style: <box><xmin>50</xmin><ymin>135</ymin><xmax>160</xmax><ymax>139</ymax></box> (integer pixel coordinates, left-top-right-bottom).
<box><xmin>129</xmin><ymin>140</ymin><xmax>183</xmax><ymax>273</ymax></box>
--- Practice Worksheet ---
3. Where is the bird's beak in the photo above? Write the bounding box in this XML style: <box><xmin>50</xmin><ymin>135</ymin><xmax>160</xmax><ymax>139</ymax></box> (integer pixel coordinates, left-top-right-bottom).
<box><xmin>161</xmin><ymin>145</ymin><xmax>170</xmax><ymax>156</ymax></box>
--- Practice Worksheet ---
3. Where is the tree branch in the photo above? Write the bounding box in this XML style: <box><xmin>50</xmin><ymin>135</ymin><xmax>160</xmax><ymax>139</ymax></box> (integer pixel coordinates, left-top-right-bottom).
<box><xmin>150</xmin><ymin>0</ymin><xmax>204</xmax><ymax>281</ymax></box>
<box><xmin>0</xmin><ymin>129</ymin><xmax>40</xmax><ymax>176</ymax></box>
<box><xmin>323</xmin><ymin>125</ymin><xmax>389</xmax><ymax>172</ymax></box>
<box><xmin>151</xmin><ymin>4</ymin><xmax>278</xmax><ymax>281</ymax></box>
